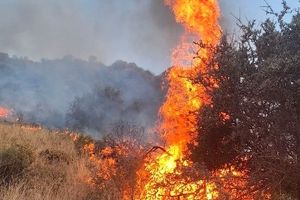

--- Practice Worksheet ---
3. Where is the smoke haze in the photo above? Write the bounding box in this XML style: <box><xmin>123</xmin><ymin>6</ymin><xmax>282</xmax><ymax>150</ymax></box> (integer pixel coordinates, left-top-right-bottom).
<box><xmin>0</xmin><ymin>0</ymin><xmax>182</xmax><ymax>74</ymax></box>
<box><xmin>0</xmin><ymin>53</ymin><xmax>162</xmax><ymax>136</ymax></box>
<box><xmin>1</xmin><ymin>0</ymin><xmax>297</xmax><ymax>73</ymax></box>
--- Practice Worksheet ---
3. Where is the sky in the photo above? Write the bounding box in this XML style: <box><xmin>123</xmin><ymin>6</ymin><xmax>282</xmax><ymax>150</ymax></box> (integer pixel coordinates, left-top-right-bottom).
<box><xmin>0</xmin><ymin>0</ymin><xmax>298</xmax><ymax>74</ymax></box>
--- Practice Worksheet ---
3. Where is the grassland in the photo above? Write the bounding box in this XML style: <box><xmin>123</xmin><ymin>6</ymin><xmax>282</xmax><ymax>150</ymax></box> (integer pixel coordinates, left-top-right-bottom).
<box><xmin>0</xmin><ymin>122</ymin><xmax>98</xmax><ymax>200</ymax></box>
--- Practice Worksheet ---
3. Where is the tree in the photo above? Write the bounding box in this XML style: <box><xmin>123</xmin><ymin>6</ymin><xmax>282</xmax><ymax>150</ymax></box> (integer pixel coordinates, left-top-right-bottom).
<box><xmin>191</xmin><ymin>3</ymin><xmax>300</xmax><ymax>199</ymax></box>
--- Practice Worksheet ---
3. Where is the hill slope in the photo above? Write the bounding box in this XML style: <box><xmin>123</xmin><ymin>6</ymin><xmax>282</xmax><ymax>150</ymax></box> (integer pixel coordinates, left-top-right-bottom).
<box><xmin>0</xmin><ymin>122</ymin><xmax>94</xmax><ymax>200</ymax></box>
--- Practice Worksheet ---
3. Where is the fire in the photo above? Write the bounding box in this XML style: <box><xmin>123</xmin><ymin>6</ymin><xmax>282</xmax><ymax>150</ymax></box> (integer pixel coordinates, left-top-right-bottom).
<box><xmin>134</xmin><ymin>0</ymin><xmax>256</xmax><ymax>199</ymax></box>
<box><xmin>0</xmin><ymin>106</ymin><xmax>10</xmax><ymax>119</ymax></box>
<box><xmin>137</xmin><ymin>0</ymin><xmax>223</xmax><ymax>199</ymax></box>
<box><xmin>139</xmin><ymin>145</ymin><xmax>219</xmax><ymax>199</ymax></box>
<box><xmin>161</xmin><ymin>0</ymin><xmax>221</xmax><ymax>148</ymax></box>
<box><xmin>80</xmin><ymin>1</ymin><xmax>255</xmax><ymax>199</ymax></box>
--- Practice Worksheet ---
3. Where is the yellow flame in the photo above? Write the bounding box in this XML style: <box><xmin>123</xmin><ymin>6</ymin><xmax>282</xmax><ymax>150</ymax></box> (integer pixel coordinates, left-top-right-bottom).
<box><xmin>139</xmin><ymin>0</ymin><xmax>222</xmax><ymax>199</ymax></box>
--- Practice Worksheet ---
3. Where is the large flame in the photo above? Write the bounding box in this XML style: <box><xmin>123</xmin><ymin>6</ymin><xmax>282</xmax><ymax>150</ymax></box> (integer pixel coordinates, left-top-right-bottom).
<box><xmin>138</xmin><ymin>0</ymin><xmax>222</xmax><ymax>199</ymax></box>
<box><xmin>161</xmin><ymin>0</ymin><xmax>221</xmax><ymax>149</ymax></box>
<box><xmin>81</xmin><ymin>1</ymin><xmax>256</xmax><ymax>199</ymax></box>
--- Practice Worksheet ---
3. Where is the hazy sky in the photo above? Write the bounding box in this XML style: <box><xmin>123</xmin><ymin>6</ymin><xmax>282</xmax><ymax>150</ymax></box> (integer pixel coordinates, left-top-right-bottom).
<box><xmin>0</xmin><ymin>0</ymin><xmax>298</xmax><ymax>74</ymax></box>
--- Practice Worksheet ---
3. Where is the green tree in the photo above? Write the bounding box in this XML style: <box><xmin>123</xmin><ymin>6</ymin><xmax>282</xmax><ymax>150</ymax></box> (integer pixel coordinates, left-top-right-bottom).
<box><xmin>191</xmin><ymin>3</ymin><xmax>300</xmax><ymax>199</ymax></box>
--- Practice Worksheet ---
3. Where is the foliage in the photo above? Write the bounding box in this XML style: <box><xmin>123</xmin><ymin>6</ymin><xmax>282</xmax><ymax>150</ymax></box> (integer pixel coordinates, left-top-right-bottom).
<box><xmin>191</xmin><ymin>2</ymin><xmax>300</xmax><ymax>199</ymax></box>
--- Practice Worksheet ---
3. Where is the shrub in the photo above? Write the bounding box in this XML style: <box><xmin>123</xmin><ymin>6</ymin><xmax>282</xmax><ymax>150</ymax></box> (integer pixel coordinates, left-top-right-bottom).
<box><xmin>39</xmin><ymin>149</ymin><xmax>71</xmax><ymax>165</ymax></box>
<box><xmin>0</xmin><ymin>144</ymin><xmax>34</xmax><ymax>185</ymax></box>
<box><xmin>74</xmin><ymin>134</ymin><xmax>94</xmax><ymax>153</ymax></box>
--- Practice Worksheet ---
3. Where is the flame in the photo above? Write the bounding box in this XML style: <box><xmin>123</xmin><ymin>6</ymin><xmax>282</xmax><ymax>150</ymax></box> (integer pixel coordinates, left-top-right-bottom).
<box><xmin>81</xmin><ymin>1</ymin><xmax>260</xmax><ymax>199</ymax></box>
<box><xmin>220</xmin><ymin>112</ymin><xmax>230</xmax><ymax>121</ymax></box>
<box><xmin>161</xmin><ymin>0</ymin><xmax>221</xmax><ymax>149</ymax></box>
<box><xmin>0</xmin><ymin>106</ymin><xmax>10</xmax><ymax>119</ymax></box>
<box><xmin>138</xmin><ymin>0</ymin><xmax>223</xmax><ymax>199</ymax></box>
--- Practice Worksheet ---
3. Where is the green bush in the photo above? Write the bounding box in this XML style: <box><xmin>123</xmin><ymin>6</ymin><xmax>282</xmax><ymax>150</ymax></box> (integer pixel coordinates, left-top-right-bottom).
<box><xmin>0</xmin><ymin>144</ymin><xmax>34</xmax><ymax>185</ymax></box>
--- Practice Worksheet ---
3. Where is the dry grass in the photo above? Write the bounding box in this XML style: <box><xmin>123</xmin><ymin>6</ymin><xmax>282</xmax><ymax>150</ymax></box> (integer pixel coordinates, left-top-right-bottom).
<box><xmin>0</xmin><ymin>122</ymin><xmax>96</xmax><ymax>200</ymax></box>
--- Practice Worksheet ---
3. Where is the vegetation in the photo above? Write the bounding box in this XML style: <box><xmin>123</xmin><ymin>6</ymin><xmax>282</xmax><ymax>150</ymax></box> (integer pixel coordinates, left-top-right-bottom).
<box><xmin>0</xmin><ymin>121</ymin><xmax>147</xmax><ymax>200</ymax></box>
<box><xmin>0</xmin><ymin>122</ymin><xmax>93</xmax><ymax>200</ymax></box>
<box><xmin>1</xmin><ymin>2</ymin><xmax>300</xmax><ymax>199</ymax></box>
<box><xmin>191</xmin><ymin>2</ymin><xmax>300</xmax><ymax>199</ymax></box>
<box><xmin>0</xmin><ymin>144</ymin><xmax>34</xmax><ymax>185</ymax></box>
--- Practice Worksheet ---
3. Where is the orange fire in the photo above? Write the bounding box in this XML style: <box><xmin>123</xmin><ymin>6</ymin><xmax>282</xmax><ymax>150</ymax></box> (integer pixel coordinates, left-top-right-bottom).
<box><xmin>81</xmin><ymin>1</ymin><xmax>256</xmax><ymax>199</ymax></box>
<box><xmin>161</xmin><ymin>0</ymin><xmax>221</xmax><ymax>149</ymax></box>
<box><xmin>137</xmin><ymin>0</ymin><xmax>247</xmax><ymax>199</ymax></box>
<box><xmin>0</xmin><ymin>106</ymin><xmax>10</xmax><ymax>119</ymax></box>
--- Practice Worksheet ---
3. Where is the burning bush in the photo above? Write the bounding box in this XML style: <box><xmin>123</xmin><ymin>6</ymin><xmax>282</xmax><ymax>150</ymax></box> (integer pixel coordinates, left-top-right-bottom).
<box><xmin>81</xmin><ymin>121</ymin><xmax>149</xmax><ymax>199</ymax></box>
<box><xmin>73</xmin><ymin>134</ymin><xmax>94</xmax><ymax>154</ymax></box>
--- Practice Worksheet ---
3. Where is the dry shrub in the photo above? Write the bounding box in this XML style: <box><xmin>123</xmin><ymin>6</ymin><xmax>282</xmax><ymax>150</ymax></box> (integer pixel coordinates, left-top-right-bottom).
<box><xmin>0</xmin><ymin>122</ymin><xmax>99</xmax><ymax>200</ymax></box>
<box><xmin>0</xmin><ymin>144</ymin><xmax>34</xmax><ymax>185</ymax></box>
<box><xmin>73</xmin><ymin>134</ymin><xmax>94</xmax><ymax>153</ymax></box>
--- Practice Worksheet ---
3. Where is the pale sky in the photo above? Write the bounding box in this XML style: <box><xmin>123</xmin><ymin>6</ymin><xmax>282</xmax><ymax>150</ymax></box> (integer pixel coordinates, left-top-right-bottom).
<box><xmin>0</xmin><ymin>0</ymin><xmax>298</xmax><ymax>74</ymax></box>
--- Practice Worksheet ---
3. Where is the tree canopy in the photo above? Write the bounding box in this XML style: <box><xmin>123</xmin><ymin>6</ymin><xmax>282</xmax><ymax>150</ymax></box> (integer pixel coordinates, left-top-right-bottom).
<box><xmin>191</xmin><ymin>3</ymin><xmax>300</xmax><ymax>199</ymax></box>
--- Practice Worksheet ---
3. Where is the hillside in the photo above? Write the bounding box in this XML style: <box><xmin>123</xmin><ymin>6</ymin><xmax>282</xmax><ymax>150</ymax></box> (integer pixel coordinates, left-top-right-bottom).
<box><xmin>0</xmin><ymin>122</ymin><xmax>96</xmax><ymax>200</ymax></box>
<box><xmin>0</xmin><ymin>53</ymin><xmax>163</xmax><ymax>135</ymax></box>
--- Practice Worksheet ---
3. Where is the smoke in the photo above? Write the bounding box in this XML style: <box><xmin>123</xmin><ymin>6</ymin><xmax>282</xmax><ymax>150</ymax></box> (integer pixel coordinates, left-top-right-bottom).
<box><xmin>0</xmin><ymin>53</ymin><xmax>163</xmax><ymax>136</ymax></box>
<box><xmin>0</xmin><ymin>1</ymin><xmax>297</xmax><ymax>74</ymax></box>
<box><xmin>0</xmin><ymin>0</ymin><xmax>178</xmax><ymax>137</ymax></box>
<box><xmin>66</xmin><ymin>61</ymin><xmax>164</xmax><ymax>135</ymax></box>
<box><xmin>0</xmin><ymin>0</ymin><xmax>182</xmax><ymax>74</ymax></box>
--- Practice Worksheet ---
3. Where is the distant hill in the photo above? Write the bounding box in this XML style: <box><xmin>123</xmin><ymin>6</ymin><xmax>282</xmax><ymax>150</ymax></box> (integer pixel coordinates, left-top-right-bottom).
<box><xmin>0</xmin><ymin>53</ymin><xmax>163</xmax><ymax>136</ymax></box>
